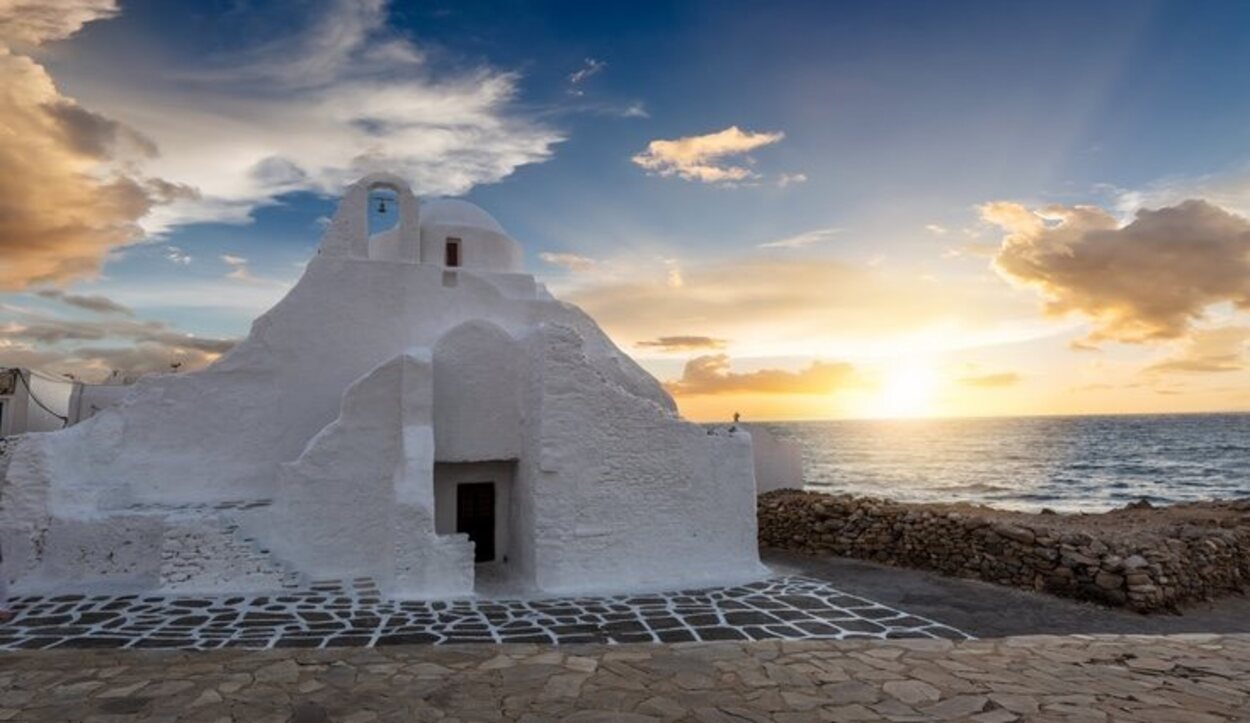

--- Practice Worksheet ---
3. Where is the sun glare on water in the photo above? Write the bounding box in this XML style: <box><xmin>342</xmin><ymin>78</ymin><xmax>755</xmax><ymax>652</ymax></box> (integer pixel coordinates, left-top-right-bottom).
<box><xmin>876</xmin><ymin>363</ymin><xmax>939</xmax><ymax>418</ymax></box>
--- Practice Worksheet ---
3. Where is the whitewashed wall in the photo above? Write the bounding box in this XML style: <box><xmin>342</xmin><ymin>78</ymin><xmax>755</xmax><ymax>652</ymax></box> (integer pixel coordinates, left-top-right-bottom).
<box><xmin>743</xmin><ymin>424</ymin><xmax>805</xmax><ymax>494</ymax></box>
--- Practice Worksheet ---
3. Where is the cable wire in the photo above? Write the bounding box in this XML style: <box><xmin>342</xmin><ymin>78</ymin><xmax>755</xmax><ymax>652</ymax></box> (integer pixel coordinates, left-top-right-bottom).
<box><xmin>4</xmin><ymin>368</ymin><xmax>69</xmax><ymax>428</ymax></box>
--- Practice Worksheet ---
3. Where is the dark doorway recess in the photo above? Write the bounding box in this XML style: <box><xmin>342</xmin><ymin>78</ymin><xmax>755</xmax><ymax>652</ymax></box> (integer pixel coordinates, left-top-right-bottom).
<box><xmin>457</xmin><ymin>482</ymin><xmax>495</xmax><ymax>563</ymax></box>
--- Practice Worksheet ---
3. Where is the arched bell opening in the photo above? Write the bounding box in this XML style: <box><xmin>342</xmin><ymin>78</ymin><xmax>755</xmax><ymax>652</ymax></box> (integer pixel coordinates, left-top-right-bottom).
<box><xmin>359</xmin><ymin>178</ymin><xmax>418</xmax><ymax>262</ymax></box>
<box><xmin>368</xmin><ymin>186</ymin><xmax>400</xmax><ymax>237</ymax></box>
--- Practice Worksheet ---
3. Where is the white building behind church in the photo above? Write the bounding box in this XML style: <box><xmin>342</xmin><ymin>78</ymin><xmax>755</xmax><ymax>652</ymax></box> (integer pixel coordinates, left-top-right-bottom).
<box><xmin>0</xmin><ymin>368</ymin><xmax>130</xmax><ymax>438</ymax></box>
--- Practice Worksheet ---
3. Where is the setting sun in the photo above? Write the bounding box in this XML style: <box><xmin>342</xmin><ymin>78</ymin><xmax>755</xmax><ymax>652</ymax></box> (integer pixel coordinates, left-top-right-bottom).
<box><xmin>875</xmin><ymin>363</ymin><xmax>940</xmax><ymax>418</ymax></box>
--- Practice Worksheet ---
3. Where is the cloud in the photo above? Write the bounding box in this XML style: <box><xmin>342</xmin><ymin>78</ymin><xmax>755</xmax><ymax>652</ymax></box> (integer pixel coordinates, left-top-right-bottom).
<box><xmin>664</xmin><ymin>354</ymin><xmax>859</xmax><ymax>396</ymax></box>
<box><xmin>1</xmin><ymin>315</ymin><xmax>232</xmax><ymax>353</ymax></box>
<box><xmin>164</xmin><ymin>246</ymin><xmax>192</xmax><ymax>265</ymax></box>
<box><xmin>568</xmin><ymin>99</ymin><xmax>649</xmax><ymax>119</ymax></box>
<box><xmin>184</xmin><ymin>0</ymin><xmax>422</xmax><ymax>91</ymax></box>
<box><xmin>1144</xmin><ymin>326</ymin><xmax>1249</xmax><ymax>374</ymax></box>
<box><xmin>0</xmin><ymin>0</ymin><xmax>117</xmax><ymax>44</ymax></box>
<box><xmin>631</xmin><ymin>126</ymin><xmax>785</xmax><ymax>184</ymax></box>
<box><xmin>0</xmin><ymin>304</ymin><xmax>236</xmax><ymax>381</ymax></box>
<box><xmin>133</xmin><ymin>0</ymin><xmax>559</xmax><ymax>230</ymax></box>
<box><xmin>942</xmin><ymin>242</ymin><xmax>999</xmax><ymax>259</ymax></box>
<box><xmin>538</xmin><ymin>252</ymin><xmax>597</xmax><ymax>273</ymax></box>
<box><xmin>566</xmin><ymin>57</ymin><xmax>606</xmax><ymax>95</ymax></box>
<box><xmin>1102</xmin><ymin>167</ymin><xmax>1250</xmax><ymax>220</ymax></box>
<box><xmin>41</xmin><ymin>99</ymin><xmax>158</xmax><ymax>159</ymax></box>
<box><xmin>957</xmin><ymin>371</ymin><xmax>1022</xmax><ymax>388</ymax></box>
<box><xmin>984</xmin><ymin>199</ymin><xmax>1250</xmax><ymax>344</ymax></box>
<box><xmin>0</xmin><ymin>338</ymin><xmax>63</xmax><ymax>370</ymax></box>
<box><xmin>758</xmin><ymin>227</ymin><xmax>841</xmax><ymax>249</ymax></box>
<box><xmin>47</xmin><ymin>344</ymin><xmax>222</xmax><ymax>380</ymax></box>
<box><xmin>34</xmin><ymin>289</ymin><xmax>132</xmax><ymax>316</ymax></box>
<box><xmin>776</xmin><ymin>172</ymin><xmax>807</xmax><ymax>188</ymax></box>
<box><xmin>635</xmin><ymin>336</ymin><xmax>727</xmax><ymax>353</ymax></box>
<box><xmin>218</xmin><ymin>253</ymin><xmax>287</xmax><ymax>287</ymax></box>
<box><xmin>0</xmin><ymin>5</ymin><xmax>192</xmax><ymax>290</ymax></box>
<box><xmin>925</xmin><ymin>224</ymin><xmax>949</xmax><ymax>235</ymax></box>
<box><xmin>619</xmin><ymin>102</ymin><xmax>649</xmax><ymax>119</ymax></box>
<box><xmin>19</xmin><ymin>0</ymin><xmax>561</xmax><ymax>248</ymax></box>
<box><xmin>664</xmin><ymin>259</ymin><xmax>684</xmax><ymax>289</ymax></box>
<box><xmin>220</xmin><ymin>254</ymin><xmax>251</xmax><ymax>280</ymax></box>
<box><xmin>558</xmin><ymin>253</ymin><xmax>1039</xmax><ymax>360</ymax></box>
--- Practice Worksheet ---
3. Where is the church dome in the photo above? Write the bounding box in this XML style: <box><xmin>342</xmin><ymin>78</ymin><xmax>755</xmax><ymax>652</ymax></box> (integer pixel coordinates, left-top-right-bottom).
<box><xmin>418</xmin><ymin>199</ymin><xmax>506</xmax><ymax>236</ymax></box>
<box><xmin>417</xmin><ymin>198</ymin><xmax>522</xmax><ymax>272</ymax></box>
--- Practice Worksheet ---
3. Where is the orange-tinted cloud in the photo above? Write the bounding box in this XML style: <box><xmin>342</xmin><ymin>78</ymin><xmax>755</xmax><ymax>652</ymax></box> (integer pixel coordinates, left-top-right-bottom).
<box><xmin>560</xmin><ymin>254</ymin><xmax>1030</xmax><ymax>360</ymax></box>
<box><xmin>1144</xmin><ymin>326</ymin><xmax>1249</xmax><ymax>374</ymax></box>
<box><xmin>631</xmin><ymin>126</ymin><xmax>785</xmax><ymax>183</ymax></box>
<box><xmin>0</xmin><ymin>4</ymin><xmax>190</xmax><ymax>290</ymax></box>
<box><xmin>1</xmin><ymin>314</ymin><xmax>233</xmax><ymax>353</ymax></box>
<box><xmin>635</xmin><ymin>336</ymin><xmax>727</xmax><ymax>352</ymax></box>
<box><xmin>0</xmin><ymin>0</ymin><xmax>118</xmax><ymax>45</ymax></box>
<box><xmin>1</xmin><ymin>0</ymin><xmax>558</xmax><ymax>288</ymax></box>
<box><xmin>957</xmin><ymin>371</ymin><xmax>1021</xmax><ymax>388</ymax></box>
<box><xmin>539</xmin><ymin>252</ymin><xmax>598</xmax><ymax>272</ymax></box>
<box><xmin>664</xmin><ymin>354</ymin><xmax>858</xmax><ymax>396</ymax></box>
<box><xmin>985</xmin><ymin>199</ymin><xmax>1250</xmax><ymax>344</ymax></box>
<box><xmin>0</xmin><ymin>308</ymin><xmax>235</xmax><ymax>381</ymax></box>
<box><xmin>55</xmin><ymin>344</ymin><xmax>225</xmax><ymax>381</ymax></box>
<box><xmin>34</xmin><ymin>288</ymin><xmax>132</xmax><ymax>316</ymax></box>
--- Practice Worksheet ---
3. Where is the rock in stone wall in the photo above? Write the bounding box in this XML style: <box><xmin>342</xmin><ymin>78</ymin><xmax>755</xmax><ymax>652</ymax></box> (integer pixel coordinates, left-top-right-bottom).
<box><xmin>160</xmin><ymin>515</ymin><xmax>299</xmax><ymax>594</ymax></box>
<box><xmin>759</xmin><ymin>490</ymin><xmax>1250</xmax><ymax>613</ymax></box>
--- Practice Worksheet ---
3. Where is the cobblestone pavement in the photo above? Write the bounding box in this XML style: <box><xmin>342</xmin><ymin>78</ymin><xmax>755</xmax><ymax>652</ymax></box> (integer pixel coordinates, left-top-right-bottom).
<box><xmin>1</xmin><ymin>634</ymin><xmax>1247</xmax><ymax>721</ymax></box>
<box><xmin>0</xmin><ymin>577</ymin><xmax>967</xmax><ymax>651</ymax></box>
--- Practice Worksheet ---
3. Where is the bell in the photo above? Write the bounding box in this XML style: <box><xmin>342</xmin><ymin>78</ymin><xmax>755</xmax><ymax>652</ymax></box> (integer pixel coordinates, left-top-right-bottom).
<box><xmin>377</xmin><ymin>198</ymin><xmax>388</xmax><ymax>214</ymax></box>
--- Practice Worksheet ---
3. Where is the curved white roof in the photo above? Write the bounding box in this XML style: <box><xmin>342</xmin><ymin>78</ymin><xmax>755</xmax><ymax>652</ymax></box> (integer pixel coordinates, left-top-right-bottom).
<box><xmin>419</xmin><ymin>199</ymin><xmax>506</xmax><ymax>236</ymax></box>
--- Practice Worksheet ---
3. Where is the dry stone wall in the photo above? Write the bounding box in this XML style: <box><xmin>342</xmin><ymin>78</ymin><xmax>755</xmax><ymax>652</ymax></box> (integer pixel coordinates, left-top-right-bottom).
<box><xmin>759</xmin><ymin>490</ymin><xmax>1250</xmax><ymax>612</ymax></box>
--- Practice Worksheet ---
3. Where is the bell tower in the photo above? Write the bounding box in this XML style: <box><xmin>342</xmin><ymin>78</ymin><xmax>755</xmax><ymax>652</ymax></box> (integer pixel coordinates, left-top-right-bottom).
<box><xmin>318</xmin><ymin>172</ymin><xmax>421</xmax><ymax>262</ymax></box>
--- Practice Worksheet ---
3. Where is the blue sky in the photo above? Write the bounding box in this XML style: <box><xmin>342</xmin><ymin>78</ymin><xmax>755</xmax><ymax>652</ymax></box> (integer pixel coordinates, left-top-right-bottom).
<box><xmin>53</xmin><ymin>0</ymin><xmax>1250</xmax><ymax>270</ymax></box>
<box><xmin>4</xmin><ymin>0</ymin><xmax>1250</xmax><ymax>418</ymax></box>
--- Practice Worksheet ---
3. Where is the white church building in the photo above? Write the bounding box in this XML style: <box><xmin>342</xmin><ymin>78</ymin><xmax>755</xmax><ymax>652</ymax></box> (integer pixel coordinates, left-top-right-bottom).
<box><xmin>0</xmin><ymin>174</ymin><xmax>767</xmax><ymax>599</ymax></box>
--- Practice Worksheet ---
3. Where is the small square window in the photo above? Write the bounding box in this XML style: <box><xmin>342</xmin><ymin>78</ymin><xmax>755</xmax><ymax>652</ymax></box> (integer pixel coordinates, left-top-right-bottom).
<box><xmin>445</xmin><ymin>238</ymin><xmax>461</xmax><ymax>267</ymax></box>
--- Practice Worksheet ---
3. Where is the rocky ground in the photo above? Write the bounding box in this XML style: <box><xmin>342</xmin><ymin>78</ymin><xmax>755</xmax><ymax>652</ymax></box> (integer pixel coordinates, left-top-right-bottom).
<box><xmin>2</xmin><ymin>634</ymin><xmax>1247</xmax><ymax>722</ymax></box>
<box><xmin>759</xmin><ymin>490</ymin><xmax>1250</xmax><ymax>613</ymax></box>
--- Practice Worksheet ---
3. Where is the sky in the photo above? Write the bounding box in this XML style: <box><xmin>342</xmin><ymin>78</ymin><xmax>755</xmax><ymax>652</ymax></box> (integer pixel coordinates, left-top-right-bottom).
<box><xmin>2</xmin><ymin>0</ymin><xmax>1250</xmax><ymax>421</ymax></box>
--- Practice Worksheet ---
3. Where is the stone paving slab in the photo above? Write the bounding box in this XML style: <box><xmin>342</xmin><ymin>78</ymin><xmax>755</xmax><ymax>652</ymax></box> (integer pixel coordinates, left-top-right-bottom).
<box><xmin>0</xmin><ymin>576</ymin><xmax>967</xmax><ymax>651</ymax></box>
<box><xmin>0</xmin><ymin>634</ymin><xmax>1247</xmax><ymax>721</ymax></box>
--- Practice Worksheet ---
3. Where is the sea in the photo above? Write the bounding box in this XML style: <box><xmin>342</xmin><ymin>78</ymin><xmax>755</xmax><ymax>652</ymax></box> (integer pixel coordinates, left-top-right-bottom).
<box><xmin>756</xmin><ymin>413</ymin><xmax>1250</xmax><ymax>513</ymax></box>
